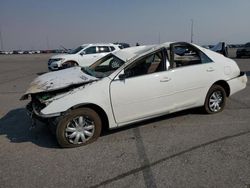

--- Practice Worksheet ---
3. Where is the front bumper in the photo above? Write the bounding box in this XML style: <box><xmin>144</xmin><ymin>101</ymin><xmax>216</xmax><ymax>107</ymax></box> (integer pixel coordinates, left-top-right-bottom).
<box><xmin>26</xmin><ymin>101</ymin><xmax>61</xmax><ymax>122</ymax></box>
<box><xmin>227</xmin><ymin>72</ymin><xmax>247</xmax><ymax>96</ymax></box>
<box><xmin>48</xmin><ymin>61</ymin><xmax>62</xmax><ymax>71</ymax></box>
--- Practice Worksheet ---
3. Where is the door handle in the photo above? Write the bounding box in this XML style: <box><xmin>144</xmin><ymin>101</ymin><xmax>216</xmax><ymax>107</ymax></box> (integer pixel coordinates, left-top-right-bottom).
<box><xmin>160</xmin><ymin>77</ymin><xmax>171</xmax><ymax>82</ymax></box>
<box><xmin>206</xmin><ymin>67</ymin><xmax>215</xmax><ymax>72</ymax></box>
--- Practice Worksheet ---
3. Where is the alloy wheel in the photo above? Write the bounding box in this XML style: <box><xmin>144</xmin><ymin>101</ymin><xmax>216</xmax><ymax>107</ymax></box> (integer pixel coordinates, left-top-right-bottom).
<box><xmin>208</xmin><ymin>91</ymin><xmax>223</xmax><ymax>112</ymax></box>
<box><xmin>65</xmin><ymin>116</ymin><xmax>95</xmax><ymax>145</ymax></box>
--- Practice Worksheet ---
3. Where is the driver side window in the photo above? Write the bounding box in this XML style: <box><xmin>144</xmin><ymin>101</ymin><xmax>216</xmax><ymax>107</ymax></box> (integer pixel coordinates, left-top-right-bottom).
<box><xmin>84</xmin><ymin>47</ymin><xmax>97</xmax><ymax>54</ymax></box>
<box><xmin>124</xmin><ymin>50</ymin><xmax>165</xmax><ymax>78</ymax></box>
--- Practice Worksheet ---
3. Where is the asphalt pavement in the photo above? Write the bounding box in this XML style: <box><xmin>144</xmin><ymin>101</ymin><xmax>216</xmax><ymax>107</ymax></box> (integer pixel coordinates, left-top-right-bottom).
<box><xmin>0</xmin><ymin>54</ymin><xmax>250</xmax><ymax>188</ymax></box>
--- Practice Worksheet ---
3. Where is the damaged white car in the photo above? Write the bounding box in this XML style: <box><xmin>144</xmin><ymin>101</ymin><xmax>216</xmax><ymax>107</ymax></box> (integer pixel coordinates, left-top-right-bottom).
<box><xmin>21</xmin><ymin>42</ymin><xmax>247</xmax><ymax>148</ymax></box>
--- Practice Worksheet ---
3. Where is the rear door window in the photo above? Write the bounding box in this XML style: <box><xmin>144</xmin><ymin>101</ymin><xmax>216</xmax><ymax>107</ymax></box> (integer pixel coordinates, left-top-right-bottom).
<box><xmin>98</xmin><ymin>46</ymin><xmax>110</xmax><ymax>53</ymax></box>
<box><xmin>170</xmin><ymin>43</ymin><xmax>213</xmax><ymax>68</ymax></box>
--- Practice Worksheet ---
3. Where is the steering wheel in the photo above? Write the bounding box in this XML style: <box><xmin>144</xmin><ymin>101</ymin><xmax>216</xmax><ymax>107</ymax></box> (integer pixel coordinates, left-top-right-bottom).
<box><xmin>109</xmin><ymin>59</ymin><xmax>122</xmax><ymax>70</ymax></box>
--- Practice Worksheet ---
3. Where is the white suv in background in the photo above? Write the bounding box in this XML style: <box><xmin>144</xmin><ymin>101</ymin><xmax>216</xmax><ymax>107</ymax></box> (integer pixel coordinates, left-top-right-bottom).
<box><xmin>48</xmin><ymin>43</ymin><xmax>121</xmax><ymax>71</ymax></box>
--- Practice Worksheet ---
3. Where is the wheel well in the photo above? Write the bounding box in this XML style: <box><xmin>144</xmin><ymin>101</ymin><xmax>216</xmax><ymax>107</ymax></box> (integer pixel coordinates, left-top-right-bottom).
<box><xmin>63</xmin><ymin>60</ymin><xmax>78</xmax><ymax>65</ymax></box>
<box><xmin>213</xmin><ymin>80</ymin><xmax>230</xmax><ymax>97</ymax></box>
<box><xmin>71</xmin><ymin>104</ymin><xmax>109</xmax><ymax>131</ymax></box>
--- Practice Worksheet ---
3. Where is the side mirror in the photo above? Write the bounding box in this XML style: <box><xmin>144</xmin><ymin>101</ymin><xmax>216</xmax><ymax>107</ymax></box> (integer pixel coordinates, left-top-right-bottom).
<box><xmin>80</xmin><ymin>51</ymin><xmax>86</xmax><ymax>55</ymax></box>
<box><xmin>118</xmin><ymin>73</ymin><xmax>127</xmax><ymax>80</ymax></box>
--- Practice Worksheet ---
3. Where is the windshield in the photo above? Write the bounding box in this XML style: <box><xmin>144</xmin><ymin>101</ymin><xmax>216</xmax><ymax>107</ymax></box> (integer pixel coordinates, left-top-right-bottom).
<box><xmin>81</xmin><ymin>54</ymin><xmax>125</xmax><ymax>78</ymax></box>
<box><xmin>68</xmin><ymin>46</ymin><xmax>86</xmax><ymax>54</ymax></box>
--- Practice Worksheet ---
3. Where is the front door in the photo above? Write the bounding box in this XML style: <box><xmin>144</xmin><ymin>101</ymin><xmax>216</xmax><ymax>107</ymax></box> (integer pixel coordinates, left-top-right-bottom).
<box><xmin>110</xmin><ymin>49</ymin><xmax>176</xmax><ymax>124</ymax></box>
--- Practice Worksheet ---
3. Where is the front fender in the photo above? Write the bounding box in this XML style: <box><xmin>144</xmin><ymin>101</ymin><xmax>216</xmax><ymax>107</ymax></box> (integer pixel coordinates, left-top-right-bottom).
<box><xmin>39</xmin><ymin>78</ymin><xmax>118</xmax><ymax>128</ymax></box>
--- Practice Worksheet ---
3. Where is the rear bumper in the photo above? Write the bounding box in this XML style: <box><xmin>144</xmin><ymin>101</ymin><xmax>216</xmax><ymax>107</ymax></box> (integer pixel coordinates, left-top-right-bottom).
<box><xmin>227</xmin><ymin>72</ymin><xmax>247</xmax><ymax>96</ymax></box>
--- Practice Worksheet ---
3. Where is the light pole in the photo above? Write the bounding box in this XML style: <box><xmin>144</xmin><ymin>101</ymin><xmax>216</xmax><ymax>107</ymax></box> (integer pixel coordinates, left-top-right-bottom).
<box><xmin>0</xmin><ymin>26</ymin><xmax>3</xmax><ymax>51</ymax></box>
<box><xmin>158</xmin><ymin>32</ymin><xmax>161</xmax><ymax>44</ymax></box>
<box><xmin>46</xmin><ymin>36</ymin><xmax>50</xmax><ymax>50</ymax></box>
<box><xmin>191</xmin><ymin>19</ymin><xmax>194</xmax><ymax>43</ymax></box>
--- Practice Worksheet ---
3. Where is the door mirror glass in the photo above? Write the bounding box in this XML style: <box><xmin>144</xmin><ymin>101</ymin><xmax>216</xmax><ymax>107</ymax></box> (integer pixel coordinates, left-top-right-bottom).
<box><xmin>80</xmin><ymin>51</ymin><xmax>86</xmax><ymax>55</ymax></box>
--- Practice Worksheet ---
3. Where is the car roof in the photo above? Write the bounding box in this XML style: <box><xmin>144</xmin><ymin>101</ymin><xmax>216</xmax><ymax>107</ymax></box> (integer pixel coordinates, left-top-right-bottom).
<box><xmin>112</xmin><ymin>42</ymin><xmax>172</xmax><ymax>62</ymax></box>
<box><xmin>80</xmin><ymin>43</ymin><xmax>119</xmax><ymax>47</ymax></box>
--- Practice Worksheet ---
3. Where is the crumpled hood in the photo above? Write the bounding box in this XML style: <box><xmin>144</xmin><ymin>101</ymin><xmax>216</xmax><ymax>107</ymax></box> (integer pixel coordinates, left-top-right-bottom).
<box><xmin>21</xmin><ymin>67</ymin><xmax>98</xmax><ymax>100</ymax></box>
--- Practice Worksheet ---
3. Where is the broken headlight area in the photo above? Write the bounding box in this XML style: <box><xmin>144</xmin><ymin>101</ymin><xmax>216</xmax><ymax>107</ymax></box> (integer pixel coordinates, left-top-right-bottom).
<box><xmin>26</xmin><ymin>87</ymin><xmax>78</xmax><ymax>118</ymax></box>
<box><xmin>28</xmin><ymin>84</ymin><xmax>81</xmax><ymax>104</ymax></box>
<box><xmin>24</xmin><ymin>82</ymin><xmax>89</xmax><ymax>120</ymax></box>
<box><xmin>26</xmin><ymin>96</ymin><xmax>61</xmax><ymax>127</ymax></box>
<box><xmin>33</xmin><ymin>93</ymin><xmax>56</xmax><ymax>105</ymax></box>
<box><xmin>27</xmin><ymin>95</ymin><xmax>61</xmax><ymax>120</ymax></box>
<box><xmin>28</xmin><ymin>95</ymin><xmax>47</xmax><ymax>116</ymax></box>
<box><xmin>26</xmin><ymin>92</ymin><xmax>58</xmax><ymax>118</ymax></box>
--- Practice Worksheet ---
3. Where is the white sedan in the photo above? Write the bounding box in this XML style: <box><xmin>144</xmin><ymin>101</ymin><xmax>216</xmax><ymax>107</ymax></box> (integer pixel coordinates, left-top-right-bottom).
<box><xmin>21</xmin><ymin>42</ymin><xmax>247</xmax><ymax>148</ymax></box>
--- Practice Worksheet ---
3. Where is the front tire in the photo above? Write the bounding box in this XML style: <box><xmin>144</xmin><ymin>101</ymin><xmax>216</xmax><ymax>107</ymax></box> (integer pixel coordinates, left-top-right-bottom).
<box><xmin>56</xmin><ymin>108</ymin><xmax>102</xmax><ymax>148</ymax></box>
<box><xmin>62</xmin><ymin>61</ymin><xmax>78</xmax><ymax>69</ymax></box>
<box><xmin>203</xmin><ymin>85</ymin><xmax>226</xmax><ymax>114</ymax></box>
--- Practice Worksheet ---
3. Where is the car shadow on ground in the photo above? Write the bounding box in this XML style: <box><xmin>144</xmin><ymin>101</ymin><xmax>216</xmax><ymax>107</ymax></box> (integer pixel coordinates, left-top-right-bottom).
<box><xmin>0</xmin><ymin>108</ymin><xmax>58</xmax><ymax>148</ymax></box>
<box><xmin>101</xmin><ymin>108</ymin><xmax>203</xmax><ymax>136</ymax></box>
<box><xmin>36</xmin><ymin>72</ymin><xmax>48</xmax><ymax>76</ymax></box>
<box><xmin>0</xmin><ymin>107</ymin><xmax>202</xmax><ymax>148</ymax></box>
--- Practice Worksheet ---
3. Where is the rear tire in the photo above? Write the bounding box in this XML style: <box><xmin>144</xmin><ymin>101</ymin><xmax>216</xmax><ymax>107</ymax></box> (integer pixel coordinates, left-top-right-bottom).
<box><xmin>203</xmin><ymin>85</ymin><xmax>226</xmax><ymax>114</ymax></box>
<box><xmin>56</xmin><ymin>108</ymin><xmax>102</xmax><ymax>148</ymax></box>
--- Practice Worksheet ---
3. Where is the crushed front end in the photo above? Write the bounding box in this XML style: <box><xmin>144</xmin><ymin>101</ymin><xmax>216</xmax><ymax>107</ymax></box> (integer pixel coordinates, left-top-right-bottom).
<box><xmin>26</xmin><ymin>93</ymin><xmax>61</xmax><ymax>127</ymax></box>
<box><xmin>20</xmin><ymin>67</ymin><xmax>99</xmax><ymax>126</ymax></box>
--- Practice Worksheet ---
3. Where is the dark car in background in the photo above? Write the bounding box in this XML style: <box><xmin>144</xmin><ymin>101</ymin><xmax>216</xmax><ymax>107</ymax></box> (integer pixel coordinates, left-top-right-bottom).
<box><xmin>236</xmin><ymin>42</ymin><xmax>250</xmax><ymax>58</ymax></box>
<box><xmin>113</xmin><ymin>42</ymin><xmax>130</xmax><ymax>49</ymax></box>
<box><xmin>210</xmin><ymin>42</ymin><xmax>228</xmax><ymax>57</ymax></box>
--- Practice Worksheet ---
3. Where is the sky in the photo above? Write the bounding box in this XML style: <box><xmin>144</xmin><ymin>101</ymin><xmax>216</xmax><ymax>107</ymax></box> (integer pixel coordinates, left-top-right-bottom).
<box><xmin>0</xmin><ymin>0</ymin><xmax>250</xmax><ymax>50</ymax></box>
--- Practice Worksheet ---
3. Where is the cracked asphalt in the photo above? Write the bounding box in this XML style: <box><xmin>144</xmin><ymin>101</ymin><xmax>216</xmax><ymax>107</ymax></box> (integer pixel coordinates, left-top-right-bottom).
<box><xmin>0</xmin><ymin>54</ymin><xmax>250</xmax><ymax>188</ymax></box>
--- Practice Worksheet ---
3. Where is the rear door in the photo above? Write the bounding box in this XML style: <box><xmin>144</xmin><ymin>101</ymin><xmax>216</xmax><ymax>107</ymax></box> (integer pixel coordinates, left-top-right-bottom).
<box><xmin>167</xmin><ymin>42</ymin><xmax>218</xmax><ymax>108</ymax></box>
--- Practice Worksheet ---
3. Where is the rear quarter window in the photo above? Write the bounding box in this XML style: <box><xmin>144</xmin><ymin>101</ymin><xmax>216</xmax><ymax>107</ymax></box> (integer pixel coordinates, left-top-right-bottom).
<box><xmin>98</xmin><ymin>46</ymin><xmax>110</xmax><ymax>53</ymax></box>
